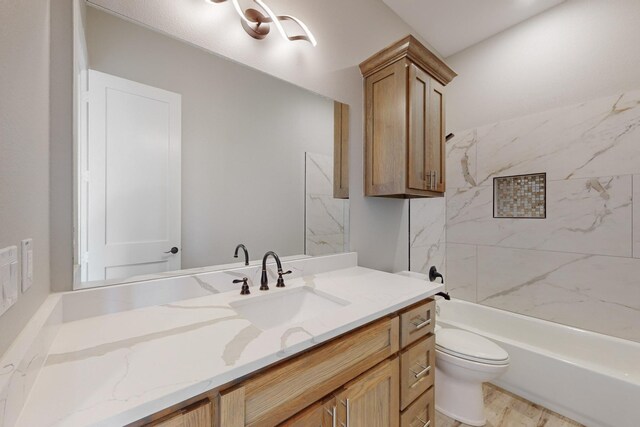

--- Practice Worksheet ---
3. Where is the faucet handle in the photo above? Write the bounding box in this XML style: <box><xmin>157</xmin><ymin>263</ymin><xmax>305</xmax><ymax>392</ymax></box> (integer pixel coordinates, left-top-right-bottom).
<box><xmin>276</xmin><ymin>270</ymin><xmax>292</xmax><ymax>288</ymax></box>
<box><xmin>233</xmin><ymin>277</ymin><xmax>250</xmax><ymax>295</ymax></box>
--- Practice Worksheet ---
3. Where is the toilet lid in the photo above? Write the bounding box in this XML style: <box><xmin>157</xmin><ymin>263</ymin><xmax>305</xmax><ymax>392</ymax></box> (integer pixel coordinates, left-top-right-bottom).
<box><xmin>436</xmin><ymin>329</ymin><xmax>509</xmax><ymax>365</ymax></box>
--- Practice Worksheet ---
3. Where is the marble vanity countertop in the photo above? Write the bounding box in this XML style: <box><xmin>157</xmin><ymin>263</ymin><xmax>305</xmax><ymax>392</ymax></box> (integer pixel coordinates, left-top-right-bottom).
<box><xmin>16</xmin><ymin>267</ymin><xmax>443</xmax><ymax>427</ymax></box>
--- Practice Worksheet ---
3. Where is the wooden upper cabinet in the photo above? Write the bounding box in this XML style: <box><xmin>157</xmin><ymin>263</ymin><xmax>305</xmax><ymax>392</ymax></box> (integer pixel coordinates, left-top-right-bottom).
<box><xmin>360</xmin><ymin>35</ymin><xmax>456</xmax><ymax>198</ymax></box>
<box><xmin>365</xmin><ymin>60</ymin><xmax>408</xmax><ymax>196</ymax></box>
<box><xmin>334</xmin><ymin>102</ymin><xmax>350</xmax><ymax>199</ymax></box>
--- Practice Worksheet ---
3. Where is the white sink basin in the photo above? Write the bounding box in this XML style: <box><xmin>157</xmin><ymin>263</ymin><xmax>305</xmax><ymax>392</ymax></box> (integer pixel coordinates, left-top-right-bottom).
<box><xmin>230</xmin><ymin>287</ymin><xmax>350</xmax><ymax>330</ymax></box>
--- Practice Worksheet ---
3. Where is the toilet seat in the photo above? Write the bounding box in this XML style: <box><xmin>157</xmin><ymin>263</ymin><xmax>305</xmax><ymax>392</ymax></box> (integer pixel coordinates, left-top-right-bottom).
<box><xmin>436</xmin><ymin>329</ymin><xmax>509</xmax><ymax>366</ymax></box>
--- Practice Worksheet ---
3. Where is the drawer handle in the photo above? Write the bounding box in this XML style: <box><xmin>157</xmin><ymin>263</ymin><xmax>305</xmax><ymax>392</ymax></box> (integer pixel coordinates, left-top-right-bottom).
<box><xmin>416</xmin><ymin>417</ymin><xmax>431</xmax><ymax>427</ymax></box>
<box><xmin>411</xmin><ymin>317</ymin><xmax>432</xmax><ymax>329</ymax></box>
<box><xmin>411</xmin><ymin>363</ymin><xmax>431</xmax><ymax>380</ymax></box>
<box><xmin>340</xmin><ymin>399</ymin><xmax>350</xmax><ymax>427</ymax></box>
<box><xmin>326</xmin><ymin>406</ymin><xmax>337</xmax><ymax>427</ymax></box>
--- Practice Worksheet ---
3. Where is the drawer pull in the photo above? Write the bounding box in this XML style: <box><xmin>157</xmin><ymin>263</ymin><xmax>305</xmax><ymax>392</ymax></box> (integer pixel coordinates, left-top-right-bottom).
<box><xmin>410</xmin><ymin>363</ymin><xmax>431</xmax><ymax>379</ymax></box>
<box><xmin>416</xmin><ymin>417</ymin><xmax>431</xmax><ymax>427</ymax></box>
<box><xmin>411</xmin><ymin>317</ymin><xmax>432</xmax><ymax>329</ymax></box>
<box><xmin>326</xmin><ymin>406</ymin><xmax>337</xmax><ymax>427</ymax></box>
<box><xmin>340</xmin><ymin>399</ymin><xmax>350</xmax><ymax>427</ymax></box>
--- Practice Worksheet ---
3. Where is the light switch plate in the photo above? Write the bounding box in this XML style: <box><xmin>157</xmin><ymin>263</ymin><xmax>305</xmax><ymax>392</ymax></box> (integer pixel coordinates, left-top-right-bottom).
<box><xmin>21</xmin><ymin>239</ymin><xmax>33</xmax><ymax>292</ymax></box>
<box><xmin>0</xmin><ymin>246</ymin><xmax>19</xmax><ymax>317</ymax></box>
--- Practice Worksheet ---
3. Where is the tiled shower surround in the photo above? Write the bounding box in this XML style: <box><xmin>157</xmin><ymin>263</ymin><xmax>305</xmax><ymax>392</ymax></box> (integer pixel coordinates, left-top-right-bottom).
<box><xmin>410</xmin><ymin>89</ymin><xmax>640</xmax><ymax>342</ymax></box>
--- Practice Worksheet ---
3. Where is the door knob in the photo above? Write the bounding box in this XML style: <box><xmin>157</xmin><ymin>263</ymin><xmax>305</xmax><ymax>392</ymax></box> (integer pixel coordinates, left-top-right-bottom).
<box><xmin>165</xmin><ymin>247</ymin><xmax>179</xmax><ymax>254</ymax></box>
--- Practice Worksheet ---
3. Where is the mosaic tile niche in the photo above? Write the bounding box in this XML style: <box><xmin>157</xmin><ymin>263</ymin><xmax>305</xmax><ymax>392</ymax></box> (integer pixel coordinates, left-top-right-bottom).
<box><xmin>494</xmin><ymin>173</ymin><xmax>546</xmax><ymax>218</ymax></box>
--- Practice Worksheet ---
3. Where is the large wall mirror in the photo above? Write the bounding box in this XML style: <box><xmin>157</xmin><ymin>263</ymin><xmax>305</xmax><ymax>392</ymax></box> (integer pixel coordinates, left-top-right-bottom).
<box><xmin>73</xmin><ymin>4</ymin><xmax>350</xmax><ymax>289</ymax></box>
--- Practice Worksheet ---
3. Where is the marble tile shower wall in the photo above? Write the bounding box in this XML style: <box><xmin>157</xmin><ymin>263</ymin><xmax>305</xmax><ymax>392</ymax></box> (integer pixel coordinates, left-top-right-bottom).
<box><xmin>440</xmin><ymin>89</ymin><xmax>640</xmax><ymax>342</ymax></box>
<box><xmin>305</xmin><ymin>153</ymin><xmax>350</xmax><ymax>256</ymax></box>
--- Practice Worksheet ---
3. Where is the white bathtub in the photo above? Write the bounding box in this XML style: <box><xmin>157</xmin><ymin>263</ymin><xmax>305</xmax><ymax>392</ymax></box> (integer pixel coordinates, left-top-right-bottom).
<box><xmin>437</xmin><ymin>299</ymin><xmax>640</xmax><ymax>427</ymax></box>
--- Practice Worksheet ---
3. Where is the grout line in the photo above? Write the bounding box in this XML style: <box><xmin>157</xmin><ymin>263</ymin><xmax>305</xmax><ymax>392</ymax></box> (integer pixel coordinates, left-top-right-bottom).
<box><xmin>303</xmin><ymin>153</ymin><xmax>307</xmax><ymax>255</ymax></box>
<box><xmin>466</xmin><ymin>173</ymin><xmax>632</xmax><ymax>190</ymax></box>
<box><xmin>447</xmin><ymin>242</ymin><xmax>638</xmax><ymax>261</ymax></box>
<box><xmin>632</xmin><ymin>175</ymin><xmax>635</xmax><ymax>258</ymax></box>
<box><xmin>407</xmin><ymin>199</ymin><xmax>411</xmax><ymax>272</ymax></box>
<box><xmin>475</xmin><ymin>244</ymin><xmax>478</xmax><ymax>303</ymax></box>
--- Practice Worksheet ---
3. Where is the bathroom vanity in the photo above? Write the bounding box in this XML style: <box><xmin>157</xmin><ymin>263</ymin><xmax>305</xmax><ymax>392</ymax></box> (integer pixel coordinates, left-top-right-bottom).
<box><xmin>146</xmin><ymin>298</ymin><xmax>435</xmax><ymax>427</ymax></box>
<box><xmin>5</xmin><ymin>254</ymin><xmax>443</xmax><ymax>427</ymax></box>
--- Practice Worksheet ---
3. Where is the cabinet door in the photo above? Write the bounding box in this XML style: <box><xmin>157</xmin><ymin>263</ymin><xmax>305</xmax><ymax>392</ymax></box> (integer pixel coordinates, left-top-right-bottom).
<box><xmin>153</xmin><ymin>401</ymin><xmax>212</xmax><ymax>427</ymax></box>
<box><xmin>280</xmin><ymin>397</ymin><xmax>338</xmax><ymax>427</ymax></box>
<box><xmin>336</xmin><ymin>358</ymin><xmax>400</xmax><ymax>427</ymax></box>
<box><xmin>408</xmin><ymin>64</ymin><xmax>446</xmax><ymax>194</ymax></box>
<box><xmin>334</xmin><ymin>101</ymin><xmax>350</xmax><ymax>199</ymax></box>
<box><xmin>365</xmin><ymin>60</ymin><xmax>407</xmax><ymax>196</ymax></box>
<box><xmin>428</xmin><ymin>78</ymin><xmax>446</xmax><ymax>193</ymax></box>
<box><xmin>407</xmin><ymin>63</ymin><xmax>430</xmax><ymax>192</ymax></box>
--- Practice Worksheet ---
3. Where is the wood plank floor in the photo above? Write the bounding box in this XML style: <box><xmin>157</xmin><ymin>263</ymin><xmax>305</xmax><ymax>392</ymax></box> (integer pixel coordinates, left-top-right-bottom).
<box><xmin>436</xmin><ymin>384</ymin><xmax>584</xmax><ymax>427</ymax></box>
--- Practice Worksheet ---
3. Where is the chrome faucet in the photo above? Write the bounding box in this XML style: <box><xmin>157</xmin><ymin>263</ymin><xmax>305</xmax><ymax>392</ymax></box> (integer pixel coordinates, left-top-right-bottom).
<box><xmin>260</xmin><ymin>251</ymin><xmax>291</xmax><ymax>290</ymax></box>
<box><xmin>234</xmin><ymin>244</ymin><xmax>249</xmax><ymax>266</ymax></box>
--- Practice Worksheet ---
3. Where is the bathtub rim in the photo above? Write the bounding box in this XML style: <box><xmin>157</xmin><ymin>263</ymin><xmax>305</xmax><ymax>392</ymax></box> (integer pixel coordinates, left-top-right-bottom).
<box><xmin>436</xmin><ymin>298</ymin><xmax>640</xmax><ymax>388</ymax></box>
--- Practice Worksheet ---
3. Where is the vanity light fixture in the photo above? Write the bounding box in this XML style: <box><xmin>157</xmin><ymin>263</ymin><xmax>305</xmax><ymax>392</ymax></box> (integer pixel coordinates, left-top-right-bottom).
<box><xmin>206</xmin><ymin>0</ymin><xmax>317</xmax><ymax>46</ymax></box>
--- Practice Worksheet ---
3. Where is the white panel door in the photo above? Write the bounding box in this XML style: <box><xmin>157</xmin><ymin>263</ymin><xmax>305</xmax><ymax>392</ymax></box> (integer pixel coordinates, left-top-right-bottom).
<box><xmin>87</xmin><ymin>70</ymin><xmax>181</xmax><ymax>281</ymax></box>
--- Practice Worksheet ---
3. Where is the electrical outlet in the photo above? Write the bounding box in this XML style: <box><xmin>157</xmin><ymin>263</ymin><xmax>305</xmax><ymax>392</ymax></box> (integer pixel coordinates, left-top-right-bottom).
<box><xmin>21</xmin><ymin>239</ymin><xmax>33</xmax><ymax>292</ymax></box>
<box><xmin>0</xmin><ymin>246</ymin><xmax>19</xmax><ymax>317</ymax></box>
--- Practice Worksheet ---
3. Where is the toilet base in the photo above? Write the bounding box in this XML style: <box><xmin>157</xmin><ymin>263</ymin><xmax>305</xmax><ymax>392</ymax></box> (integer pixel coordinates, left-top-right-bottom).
<box><xmin>435</xmin><ymin>366</ymin><xmax>487</xmax><ymax>426</ymax></box>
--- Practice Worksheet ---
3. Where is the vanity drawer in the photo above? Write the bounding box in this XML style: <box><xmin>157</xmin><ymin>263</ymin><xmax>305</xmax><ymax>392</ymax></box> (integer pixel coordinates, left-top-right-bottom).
<box><xmin>401</xmin><ymin>387</ymin><xmax>435</xmax><ymax>427</ymax></box>
<box><xmin>400</xmin><ymin>334</ymin><xmax>435</xmax><ymax>410</ymax></box>
<box><xmin>400</xmin><ymin>299</ymin><xmax>435</xmax><ymax>348</ymax></box>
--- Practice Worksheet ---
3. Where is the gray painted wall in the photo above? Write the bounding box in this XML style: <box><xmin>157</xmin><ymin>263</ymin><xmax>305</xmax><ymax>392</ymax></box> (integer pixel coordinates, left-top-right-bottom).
<box><xmin>446</xmin><ymin>0</ymin><xmax>640</xmax><ymax>131</ymax></box>
<box><xmin>0</xmin><ymin>0</ymin><xmax>52</xmax><ymax>354</ymax></box>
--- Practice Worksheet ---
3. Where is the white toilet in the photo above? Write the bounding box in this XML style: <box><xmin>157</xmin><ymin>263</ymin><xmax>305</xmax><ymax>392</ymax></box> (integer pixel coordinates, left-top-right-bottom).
<box><xmin>434</xmin><ymin>325</ymin><xmax>510</xmax><ymax>426</ymax></box>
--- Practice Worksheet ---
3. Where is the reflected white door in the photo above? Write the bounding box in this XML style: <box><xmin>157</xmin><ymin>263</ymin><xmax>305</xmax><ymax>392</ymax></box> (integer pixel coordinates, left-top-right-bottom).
<box><xmin>87</xmin><ymin>70</ymin><xmax>181</xmax><ymax>281</ymax></box>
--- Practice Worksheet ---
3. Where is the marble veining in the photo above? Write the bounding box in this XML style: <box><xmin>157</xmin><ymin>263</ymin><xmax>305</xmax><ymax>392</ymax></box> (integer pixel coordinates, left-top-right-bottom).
<box><xmin>447</xmin><ymin>176</ymin><xmax>632</xmax><ymax>257</ymax></box>
<box><xmin>442</xmin><ymin>89</ymin><xmax>640</xmax><ymax>344</ymax></box>
<box><xmin>0</xmin><ymin>297</ymin><xmax>61</xmax><ymax>427</ymax></box>
<box><xmin>0</xmin><ymin>253</ymin><xmax>356</xmax><ymax>427</ymax></box>
<box><xmin>409</xmin><ymin>198</ymin><xmax>446</xmax><ymax>275</ymax></box>
<box><xmin>222</xmin><ymin>324</ymin><xmax>262</xmax><ymax>366</ymax></box>
<box><xmin>476</xmin><ymin>246</ymin><xmax>640</xmax><ymax>342</ymax></box>
<box><xmin>305</xmin><ymin>152</ymin><xmax>349</xmax><ymax>256</ymax></box>
<box><xmin>11</xmin><ymin>262</ymin><xmax>442</xmax><ymax>427</ymax></box>
<box><xmin>62</xmin><ymin>253</ymin><xmax>352</xmax><ymax>323</ymax></box>
<box><xmin>475</xmin><ymin>91</ymin><xmax>640</xmax><ymax>184</ymax></box>
<box><xmin>446</xmin><ymin>129</ymin><xmax>478</xmax><ymax>189</ymax></box>
<box><xmin>445</xmin><ymin>244</ymin><xmax>476</xmax><ymax>302</ymax></box>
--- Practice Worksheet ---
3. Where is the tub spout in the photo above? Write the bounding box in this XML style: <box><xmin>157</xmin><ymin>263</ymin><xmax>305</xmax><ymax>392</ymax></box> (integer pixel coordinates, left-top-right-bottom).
<box><xmin>435</xmin><ymin>291</ymin><xmax>451</xmax><ymax>301</ymax></box>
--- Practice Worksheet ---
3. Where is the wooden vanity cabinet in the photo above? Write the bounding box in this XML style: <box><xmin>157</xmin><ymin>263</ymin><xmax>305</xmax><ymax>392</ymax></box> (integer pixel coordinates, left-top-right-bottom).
<box><xmin>151</xmin><ymin>400</ymin><xmax>213</xmax><ymax>427</ymax></box>
<box><xmin>336</xmin><ymin>358</ymin><xmax>400</xmax><ymax>427</ymax></box>
<box><xmin>139</xmin><ymin>298</ymin><xmax>436</xmax><ymax>427</ymax></box>
<box><xmin>279</xmin><ymin>396</ymin><xmax>337</xmax><ymax>427</ymax></box>
<box><xmin>360</xmin><ymin>35</ymin><xmax>456</xmax><ymax>198</ymax></box>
